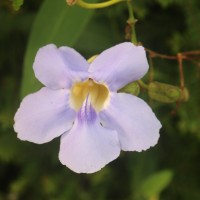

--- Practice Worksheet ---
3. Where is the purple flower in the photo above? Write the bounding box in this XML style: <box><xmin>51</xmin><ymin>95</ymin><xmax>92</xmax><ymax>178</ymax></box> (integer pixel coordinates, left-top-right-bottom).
<box><xmin>14</xmin><ymin>42</ymin><xmax>161</xmax><ymax>173</ymax></box>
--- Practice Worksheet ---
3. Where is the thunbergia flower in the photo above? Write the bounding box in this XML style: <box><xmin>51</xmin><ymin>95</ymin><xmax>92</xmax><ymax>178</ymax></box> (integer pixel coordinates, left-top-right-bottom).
<box><xmin>14</xmin><ymin>42</ymin><xmax>161</xmax><ymax>173</ymax></box>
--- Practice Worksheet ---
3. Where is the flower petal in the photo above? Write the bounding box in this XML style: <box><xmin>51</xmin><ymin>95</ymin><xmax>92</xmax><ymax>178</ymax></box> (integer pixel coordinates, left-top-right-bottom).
<box><xmin>89</xmin><ymin>42</ymin><xmax>148</xmax><ymax>91</ymax></box>
<box><xmin>14</xmin><ymin>87</ymin><xmax>76</xmax><ymax>144</ymax></box>
<box><xmin>59</xmin><ymin>101</ymin><xmax>120</xmax><ymax>173</ymax></box>
<box><xmin>33</xmin><ymin>44</ymin><xmax>89</xmax><ymax>89</ymax></box>
<box><xmin>100</xmin><ymin>93</ymin><xmax>161</xmax><ymax>152</ymax></box>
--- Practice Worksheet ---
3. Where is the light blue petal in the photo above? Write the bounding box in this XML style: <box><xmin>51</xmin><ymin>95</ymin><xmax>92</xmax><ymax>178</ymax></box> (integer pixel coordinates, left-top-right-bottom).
<box><xmin>89</xmin><ymin>42</ymin><xmax>149</xmax><ymax>91</ymax></box>
<box><xmin>33</xmin><ymin>44</ymin><xmax>89</xmax><ymax>89</ymax></box>
<box><xmin>100</xmin><ymin>93</ymin><xmax>161</xmax><ymax>152</ymax></box>
<box><xmin>59</xmin><ymin>101</ymin><xmax>120</xmax><ymax>173</ymax></box>
<box><xmin>14</xmin><ymin>87</ymin><xmax>75</xmax><ymax>144</ymax></box>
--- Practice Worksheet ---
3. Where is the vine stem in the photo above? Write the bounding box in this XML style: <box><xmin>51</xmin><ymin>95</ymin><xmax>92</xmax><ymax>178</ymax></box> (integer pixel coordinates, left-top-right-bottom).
<box><xmin>76</xmin><ymin>0</ymin><xmax>125</xmax><ymax>9</ymax></box>
<box><xmin>137</xmin><ymin>80</ymin><xmax>148</xmax><ymax>90</ymax></box>
<box><xmin>126</xmin><ymin>0</ymin><xmax>138</xmax><ymax>45</ymax></box>
<box><xmin>177</xmin><ymin>53</ymin><xmax>185</xmax><ymax>91</ymax></box>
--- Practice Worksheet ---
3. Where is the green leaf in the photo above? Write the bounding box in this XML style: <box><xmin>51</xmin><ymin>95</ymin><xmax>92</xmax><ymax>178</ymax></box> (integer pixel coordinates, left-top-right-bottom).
<box><xmin>20</xmin><ymin>0</ymin><xmax>97</xmax><ymax>98</ymax></box>
<box><xmin>12</xmin><ymin>0</ymin><xmax>24</xmax><ymax>11</ymax></box>
<box><xmin>140</xmin><ymin>170</ymin><xmax>173</xmax><ymax>199</ymax></box>
<box><xmin>0</xmin><ymin>130</ymin><xmax>23</xmax><ymax>162</ymax></box>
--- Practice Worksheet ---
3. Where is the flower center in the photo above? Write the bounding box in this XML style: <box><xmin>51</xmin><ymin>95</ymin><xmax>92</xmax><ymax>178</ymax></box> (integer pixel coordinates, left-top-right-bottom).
<box><xmin>70</xmin><ymin>79</ymin><xmax>110</xmax><ymax>112</ymax></box>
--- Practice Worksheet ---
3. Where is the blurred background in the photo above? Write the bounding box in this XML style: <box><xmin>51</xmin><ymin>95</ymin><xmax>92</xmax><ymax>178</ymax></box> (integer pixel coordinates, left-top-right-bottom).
<box><xmin>0</xmin><ymin>0</ymin><xmax>200</xmax><ymax>199</ymax></box>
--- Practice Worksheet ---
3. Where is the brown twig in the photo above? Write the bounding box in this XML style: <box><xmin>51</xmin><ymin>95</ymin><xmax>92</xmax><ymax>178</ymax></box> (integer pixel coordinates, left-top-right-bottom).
<box><xmin>145</xmin><ymin>48</ymin><xmax>200</xmax><ymax>61</ymax></box>
<box><xmin>177</xmin><ymin>53</ymin><xmax>185</xmax><ymax>91</ymax></box>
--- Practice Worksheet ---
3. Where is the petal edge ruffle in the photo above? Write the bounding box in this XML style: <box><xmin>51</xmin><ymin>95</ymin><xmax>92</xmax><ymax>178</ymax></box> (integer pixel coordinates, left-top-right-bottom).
<box><xmin>100</xmin><ymin>93</ymin><xmax>161</xmax><ymax>152</ymax></box>
<box><xmin>89</xmin><ymin>42</ymin><xmax>149</xmax><ymax>91</ymax></box>
<box><xmin>14</xmin><ymin>87</ymin><xmax>75</xmax><ymax>144</ymax></box>
<box><xmin>33</xmin><ymin>44</ymin><xmax>89</xmax><ymax>89</ymax></box>
<box><xmin>59</xmin><ymin>112</ymin><xmax>120</xmax><ymax>173</ymax></box>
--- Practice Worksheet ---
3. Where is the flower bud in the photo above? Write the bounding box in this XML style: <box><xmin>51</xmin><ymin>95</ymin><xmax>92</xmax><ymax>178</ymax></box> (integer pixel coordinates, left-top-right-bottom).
<box><xmin>119</xmin><ymin>82</ymin><xmax>140</xmax><ymax>96</ymax></box>
<box><xmin>148</xmin><ymin>81</ymin><xmax>189</xmax><ymax>103</ymax></box>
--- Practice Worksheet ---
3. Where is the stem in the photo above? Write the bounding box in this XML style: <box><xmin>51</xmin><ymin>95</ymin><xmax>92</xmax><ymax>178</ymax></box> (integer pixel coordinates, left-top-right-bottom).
<box><xmin>177</xmin><ymin>53</ymin><xmax>185</xmax><ymax>91</ymax></box>
<box><xmin>126</xmin><ymin>0</ymin><xmax>138</xmax><ymax>45</ymax></box>
<box><xmin>137</xmin><ymin>80</ymin><xmax>148</xmax><ymax>89</ymax></box>
<box><xmin>148</xmin><ymin>55</ymin><xmax>154</xmax><ymax>83</ymax></box>
<box><xmin>77</xmin><ymin>0</ymin><xmax>125</xmax><ymax>9</ymax></box>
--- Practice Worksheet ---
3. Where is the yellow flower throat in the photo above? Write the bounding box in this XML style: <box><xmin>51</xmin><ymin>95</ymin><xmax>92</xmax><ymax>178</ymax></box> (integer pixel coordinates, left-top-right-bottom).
<box><xmin>70</xmin><ymin>79</ymin><xmax>110</xmax><ymax>112</ymax></box>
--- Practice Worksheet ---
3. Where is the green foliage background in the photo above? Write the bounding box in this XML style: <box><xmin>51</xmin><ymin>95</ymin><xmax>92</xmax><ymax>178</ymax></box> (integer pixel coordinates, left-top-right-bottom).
<box><xmin>0</xmin><ymin>0</ymin><xmax>200</xmax><ymax>199</ymax></box>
